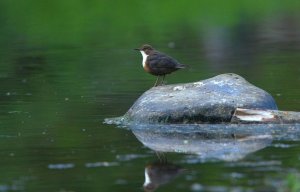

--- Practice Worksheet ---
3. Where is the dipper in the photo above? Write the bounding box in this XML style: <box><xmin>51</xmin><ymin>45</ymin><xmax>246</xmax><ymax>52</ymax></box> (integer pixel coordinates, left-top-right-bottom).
<box><xmin>134</xmin><ymin>44</ymin><xmax>186</xmax><ymax>86</ymax></box>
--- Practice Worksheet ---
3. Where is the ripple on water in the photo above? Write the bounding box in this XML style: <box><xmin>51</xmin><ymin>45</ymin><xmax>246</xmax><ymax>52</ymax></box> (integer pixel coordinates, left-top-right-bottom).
<box><xmin>47</xmin><ymin>163</ymin><xmax>75</xmax><ymax>170</ymax></box>
<box><xmin>85</xmin><ymin>161</ymin><xmax>119</xmax><ymax>168</ymax></box>
<box><xmin>116</xmin><ymin>154</ymin><xmax>149</xmax><ymax>161</ymax></box>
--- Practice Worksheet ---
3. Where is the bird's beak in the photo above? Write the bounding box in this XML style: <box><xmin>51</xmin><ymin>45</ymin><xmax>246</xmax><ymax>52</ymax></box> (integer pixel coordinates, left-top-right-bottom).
<box><xmin>133</xmin><ymin>48</ymin><xmax>140</xmax><ymax>51</ymax></box>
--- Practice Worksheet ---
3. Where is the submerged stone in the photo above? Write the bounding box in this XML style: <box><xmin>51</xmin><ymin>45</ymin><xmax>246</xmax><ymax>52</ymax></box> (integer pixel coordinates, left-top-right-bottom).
<box><xmin>123</xmin><ymin>73</ymin><xmax>278</xmax><ymax>124</ymax></box>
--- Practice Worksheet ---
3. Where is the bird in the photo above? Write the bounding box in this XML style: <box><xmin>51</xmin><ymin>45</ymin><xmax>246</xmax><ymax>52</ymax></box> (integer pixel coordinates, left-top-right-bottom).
<box><xmin>134</xmin><ymin>44</ymin><xmax>186</xmax><ymax>86</ymax></box>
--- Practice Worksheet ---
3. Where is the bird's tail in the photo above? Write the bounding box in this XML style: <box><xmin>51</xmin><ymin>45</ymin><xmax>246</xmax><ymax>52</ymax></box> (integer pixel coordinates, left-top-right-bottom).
<box><xmin>177</xmin><ymin>63</ymin><xmax>188</xmax><ymax>69</ymax></box>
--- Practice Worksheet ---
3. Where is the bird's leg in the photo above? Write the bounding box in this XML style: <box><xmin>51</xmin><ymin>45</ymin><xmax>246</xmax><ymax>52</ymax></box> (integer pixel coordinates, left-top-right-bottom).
<box><xmin>154</xmin><ymin>76</ymin><xmax>160</xmax><ymax>87</ymax></box>
<box><xmin>161</xmin><ymin>75</ymin><xmax>166</xmax><ymax>85</ymax></box>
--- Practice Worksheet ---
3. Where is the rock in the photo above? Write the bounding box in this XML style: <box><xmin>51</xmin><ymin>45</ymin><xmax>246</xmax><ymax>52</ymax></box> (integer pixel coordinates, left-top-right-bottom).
<box><xmin>123</xmin><ymin>73</ymin><xmax>278</xmax><ymax>124</ymax></box>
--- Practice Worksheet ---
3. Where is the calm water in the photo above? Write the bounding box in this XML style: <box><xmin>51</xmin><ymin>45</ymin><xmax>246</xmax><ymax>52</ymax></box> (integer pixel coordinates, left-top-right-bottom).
<box><xmin>0</xmin><ymin>1</ymin><xmax>300</xmax><ymax>191</ymax></box>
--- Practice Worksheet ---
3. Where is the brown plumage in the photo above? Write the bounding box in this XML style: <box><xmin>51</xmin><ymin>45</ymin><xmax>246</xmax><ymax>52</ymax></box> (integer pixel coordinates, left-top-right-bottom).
<box><xmin>134</xmin><ymin>44</ymin><xmax>186</xmax><ymax>86</ymax></box>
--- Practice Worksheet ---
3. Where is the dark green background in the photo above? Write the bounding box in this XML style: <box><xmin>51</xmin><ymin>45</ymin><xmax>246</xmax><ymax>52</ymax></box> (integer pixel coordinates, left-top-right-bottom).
<box><xmin>0</xmin><ymin>0</ymin><xmax>299</xmax><ymax>191</ymax></box>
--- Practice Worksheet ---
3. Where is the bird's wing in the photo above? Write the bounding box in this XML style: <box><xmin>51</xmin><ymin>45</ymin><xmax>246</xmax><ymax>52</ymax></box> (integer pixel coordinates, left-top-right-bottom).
<box><xmin>147</xmin><ymin>52</ymin><xmax>180</xmax><ymax>69</ymax></box>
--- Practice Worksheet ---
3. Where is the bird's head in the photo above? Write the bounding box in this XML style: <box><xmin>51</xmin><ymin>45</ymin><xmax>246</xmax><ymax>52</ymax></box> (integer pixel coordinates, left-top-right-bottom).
<box><xmin>134</xmin><ymin>44</ymin><xmax>154</xmax><ymax>55</ymax></box>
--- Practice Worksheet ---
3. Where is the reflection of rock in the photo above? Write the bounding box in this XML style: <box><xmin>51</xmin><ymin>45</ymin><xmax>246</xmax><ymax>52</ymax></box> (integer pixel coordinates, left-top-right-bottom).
<box><xmin>132</xmin><ymin>125</ymin><xmax>273</xmax><ymax>161</ymax></box>
<box><xmin>143</xmin><ymin>161</ymin><xmax>185</xmax><ymax>192</ymax></box>
<box><xmin>123</xmin><ymin>74</ymin><xmax>277</xmax><ymax>124</ymax></box>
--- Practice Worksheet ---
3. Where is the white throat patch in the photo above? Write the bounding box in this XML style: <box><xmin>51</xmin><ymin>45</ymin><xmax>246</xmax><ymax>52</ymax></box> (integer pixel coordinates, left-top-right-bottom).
<box><xmin>140</xmin><ymin>51</ymin><xmax>148</xmax><ymax>67</ymax></box>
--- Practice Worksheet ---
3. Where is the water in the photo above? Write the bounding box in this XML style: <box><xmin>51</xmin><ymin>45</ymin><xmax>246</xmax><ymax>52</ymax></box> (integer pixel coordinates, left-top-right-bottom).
<box><xmin>0</xmin><ymin>1</ymin><xmax>300</xmax><ymax>191</ymax></box>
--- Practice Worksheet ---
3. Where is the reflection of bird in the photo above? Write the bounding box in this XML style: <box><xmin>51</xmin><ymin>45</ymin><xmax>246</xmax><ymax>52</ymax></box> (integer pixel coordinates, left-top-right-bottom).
<box><xmin>134</xmin><ymin>44</ymin><xmax>186</xmax><ymax>86</ymax></box>
<box><xmin>143</xmin><ymin>161</ymin><xmax>186</xmax><ymax>192</ymax></box>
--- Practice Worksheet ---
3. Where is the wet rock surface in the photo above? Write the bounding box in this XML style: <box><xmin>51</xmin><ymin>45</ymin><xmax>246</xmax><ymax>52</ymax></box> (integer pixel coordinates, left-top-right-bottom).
<box><xmin>124</xmin><ymin>73</ymin><xmax>278</xmax><ymax>124</ymax></box>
